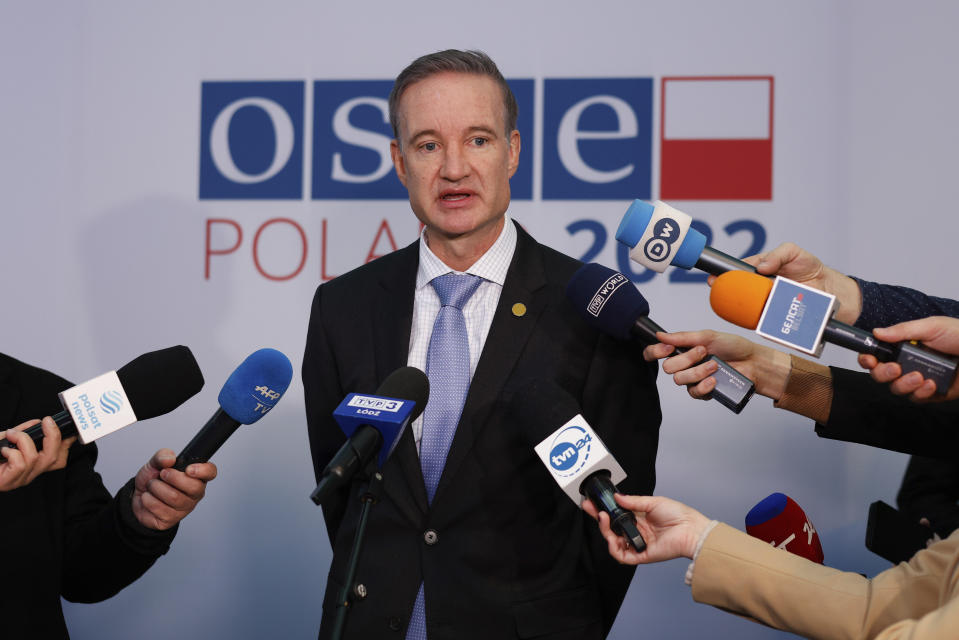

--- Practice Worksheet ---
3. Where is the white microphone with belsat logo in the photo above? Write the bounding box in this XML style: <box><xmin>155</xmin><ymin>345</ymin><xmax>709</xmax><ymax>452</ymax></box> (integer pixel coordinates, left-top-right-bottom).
<box><xmin>710</xmin><ymin>270</ymin><xmax>959</xmax><ymax>391</ymax></box>
<box><xmin>518</xmin><ymin>380</ymin><xmax>646</xmax><ymax>553</ymax></box>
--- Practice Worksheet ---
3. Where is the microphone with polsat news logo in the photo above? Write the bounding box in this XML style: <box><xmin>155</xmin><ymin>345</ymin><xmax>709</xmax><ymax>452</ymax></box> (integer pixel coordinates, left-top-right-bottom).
<box><xmin>565</xmin><ymin>262</ymin><xmax>755</xmax><ymax>413</ymax></box>
<box><xmin>1</xmin><ymin>345</ymin><xmax>204</xmax><ymax>453</ymax></box>
<box><xmin>745</xmin><ymin>492</ymin><xmax>824</xmax><ymax>564</ymax></box>
<box><xmin>516</xmin><ymin>379</ymin><xmax>646</xmax><ymax>553</ymax></box>
<box><xmin>710</xmin><ymin>270</ymin><xmax>958</xmax><ymax>392</ymax></box>
<box><xmin>310</xmin><ymin>366</ymin><xmax>429</xmax><ymax>505</ymax></box>
<box><xmin>173</xmin><ymin>348</ymin><xmax>293</xmax><ymax>471</ymax></box>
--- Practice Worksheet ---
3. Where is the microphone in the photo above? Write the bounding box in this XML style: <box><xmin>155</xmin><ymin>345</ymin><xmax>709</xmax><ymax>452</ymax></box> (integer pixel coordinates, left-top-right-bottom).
<box><xmin>745</xmin><ymin>492</ymin><xmax>824</xmax><ymax>563</ymax></box>
<box><xmin>310</xmin><ymin>366</ymin><xmax>429</xmax><ymax>506</ymax></box>
<box><xmin>173</xmin><ymin>348</ymin><xmax>293</xmax><ymax>471</ymax></box>
<box><xmin>616</xmin><ymin>199</ymin><xmax>757</xmax><ymax>276</ymax></box>
<box><xmin>565</xmin><ymin>262</ymin><xmax>755</xmax><ymax>413</ymax></box>
<box><xmin>1</xmin><ymin>345</ymin><xmax>204</xmax><ymax>452</ymax></box>
<box><xmin>517</xmin><ymin>379</ymin><xmax>646</xmax><ymax>553</ymax></box>
<box><xmin>710</xmin><ymin>270</ymin><xmax>959</xmax><ymax>392</ymax></box>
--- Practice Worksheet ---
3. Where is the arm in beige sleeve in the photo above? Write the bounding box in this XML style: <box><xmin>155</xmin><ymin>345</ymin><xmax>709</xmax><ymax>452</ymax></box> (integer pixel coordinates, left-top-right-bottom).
<box><xmin>690</xmin><ymin>523</ymin><xmax>959</xmax><ymax>640</ymax></box>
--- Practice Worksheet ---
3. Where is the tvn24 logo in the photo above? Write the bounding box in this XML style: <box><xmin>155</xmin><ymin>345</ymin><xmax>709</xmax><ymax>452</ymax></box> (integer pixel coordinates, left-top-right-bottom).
<box><xmin>198</xmin><ymin>76</ymin><xmax>773</xmax><ymax>201</ymax></box>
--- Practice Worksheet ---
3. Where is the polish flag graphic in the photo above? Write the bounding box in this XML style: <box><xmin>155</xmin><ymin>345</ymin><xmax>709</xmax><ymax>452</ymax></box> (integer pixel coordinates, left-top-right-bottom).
<box><xmin>660</xmin><ymin>76</ymin><xmax>773</xmax><ymax>200</ymax></box>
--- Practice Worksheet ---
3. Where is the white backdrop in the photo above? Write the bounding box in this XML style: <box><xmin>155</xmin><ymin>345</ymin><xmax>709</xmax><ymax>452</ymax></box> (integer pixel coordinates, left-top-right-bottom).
<box><xmin>1</xmin><ymin>1</ymin><xmax>956</xmax><ymax>638</ymax></box>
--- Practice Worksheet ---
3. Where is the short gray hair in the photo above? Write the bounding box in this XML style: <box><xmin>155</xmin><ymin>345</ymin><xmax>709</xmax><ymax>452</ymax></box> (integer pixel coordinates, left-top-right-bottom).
<box><xmin>388</xmin><ymin>49</ymin><xmax>518</xmax><ymax>141</ymax></box>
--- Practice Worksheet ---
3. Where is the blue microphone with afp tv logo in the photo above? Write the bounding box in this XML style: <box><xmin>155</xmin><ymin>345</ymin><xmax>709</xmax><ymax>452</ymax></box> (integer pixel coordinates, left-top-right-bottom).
<box><xmin>517</xmin><ymin>379</ymin><xmax>646</xmax><ymax>553</ymax></box>
<box><xmin>311</xmin><ymin>366</ymin><xmax>429</xmax><ymax>505</ymax></box>
<box><xmin>174</xmin><ymin>348</ymin><xmax>293</xmax><ymax>471</ymax></box>
<box><xmin>566</xmin><ymin>262</ymin><xmax>755</xmax><ymax>413</ymax></box>
<box><xmin>616</xmin><ymin>199</ymin><xmax>758</xmax><ymax>276</ymax></box>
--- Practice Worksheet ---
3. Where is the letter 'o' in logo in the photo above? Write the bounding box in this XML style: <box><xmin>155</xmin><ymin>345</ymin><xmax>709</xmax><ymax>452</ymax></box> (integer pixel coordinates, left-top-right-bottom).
<box><xmin>99</xmin><ymin>390</ymin><xmax>124</xmax><ymax>415</ymax></box>
<box><xmin>548</xmin><ymin>425</ymin><xmax>591</xmax><ymax>477</ymax></box>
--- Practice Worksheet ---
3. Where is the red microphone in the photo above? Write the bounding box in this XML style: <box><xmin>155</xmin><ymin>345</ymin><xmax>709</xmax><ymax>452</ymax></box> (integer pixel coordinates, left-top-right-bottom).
<box><xmin>745</xmin><ymin>492</ymin><xmax>824</xmax><ymax>563</ymax></box>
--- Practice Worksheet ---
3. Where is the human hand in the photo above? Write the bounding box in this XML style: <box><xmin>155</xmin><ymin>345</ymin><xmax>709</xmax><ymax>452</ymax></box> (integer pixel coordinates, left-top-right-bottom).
<box><xmin>644</xmin><ymin>330</ymin><xmax>791</xmax><ymax>401</ymax></box>
<box><xmin>858</xmin><ymin>316</ymin><xmax>959</xmax><ymax>402</ymax></box>
<box><xmin>583</xmin><ymin>494</ymin><xmax>712</xmax><ymax>565</ymax></box>
<box><xmin>131</xmin><ymin>449</ymin><xmax>218</xmax><ymax>530</ymax></box>
<box><xmin>708</xmin><ymin>242</ymin><xmax>861</xmax><ymax>324</ymax></box>
<box><xmin>0</xmin><ymin>417</ymin><xmax>75</xmax><ymax>492</ymax></box>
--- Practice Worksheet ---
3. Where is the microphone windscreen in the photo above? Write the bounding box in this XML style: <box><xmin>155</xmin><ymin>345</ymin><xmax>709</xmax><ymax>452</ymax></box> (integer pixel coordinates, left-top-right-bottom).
<box><xmin>710</xmin><ymin>270</ymin><xmax>773</xmax><ymax>330</ymax></box>
<box><xmin>746</xmin><ymin>492</ymin><xmax>824</xmax><ymax>563</ymax></box>
<box><xmin>375</xmin><ymin>366</ymin><xmax>430</xmax><ymax>422</ymax></box>
<box><xmin>117</xmin><ymin>345</ymin><xmax>204</xmax><ymax>420</ymax></box>
<box><xmin>218</xmin><ymin>348</ymin><xmax>293</xmax><ymax>424</ymax></box>
<box><xmin>615</xmin><ymin>199</ymin><xmax>656</xmax><ymax>247</ymax></box>
<box><xmin>566</xmin><ymin>263</ymin><xmax>650</xmax><ymax>341</ymax></box>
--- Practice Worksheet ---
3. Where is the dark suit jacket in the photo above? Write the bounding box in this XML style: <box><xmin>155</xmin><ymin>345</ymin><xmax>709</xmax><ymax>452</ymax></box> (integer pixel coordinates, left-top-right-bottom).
<box><xmin>0</xmin><ymin>352</ymin><xmax>176</xmax><ymax>640</ymax></box>
<box><xmin>303</xmin><ymin>224</ymin><xmax>661</xmax><ymax>639</ymax></box>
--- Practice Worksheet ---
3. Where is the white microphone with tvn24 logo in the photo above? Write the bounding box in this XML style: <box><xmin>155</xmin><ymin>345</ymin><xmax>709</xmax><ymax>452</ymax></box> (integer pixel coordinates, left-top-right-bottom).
<box><xmin>524</xmin><ymin>381</ymin><xmax>646</xmax><ymax>553</ymax></box>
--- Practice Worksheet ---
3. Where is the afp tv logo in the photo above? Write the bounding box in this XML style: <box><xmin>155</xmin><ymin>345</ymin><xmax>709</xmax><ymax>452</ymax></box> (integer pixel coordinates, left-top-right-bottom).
<box><xmin>199</xmin><ymin>76</ymin><xmax>773</xmax><ymax>201</ymax></box>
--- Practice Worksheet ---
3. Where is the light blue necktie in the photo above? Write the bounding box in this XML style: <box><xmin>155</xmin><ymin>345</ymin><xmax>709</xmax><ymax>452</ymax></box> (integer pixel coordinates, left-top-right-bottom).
<box><xmin>406</xmin><ymin>272</ymin><xmax>482</xmax><ymax>640</ymax></box>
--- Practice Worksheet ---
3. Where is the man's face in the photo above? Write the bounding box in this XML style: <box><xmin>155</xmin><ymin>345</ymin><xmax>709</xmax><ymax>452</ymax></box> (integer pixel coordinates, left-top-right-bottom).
<box><xmin>391</xmin><ymin>72</ymin><xmax>520</xmax><ymax>248</ymax></box>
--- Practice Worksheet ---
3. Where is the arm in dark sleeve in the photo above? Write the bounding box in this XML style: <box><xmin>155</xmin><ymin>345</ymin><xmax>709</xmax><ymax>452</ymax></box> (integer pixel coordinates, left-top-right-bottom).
<box><xmin>815</xmin><ymin>366</ymin><xmax>959</xmax><ymax>460</ymax></box>
<box><xmin>852</xmin><ymin>277</ymin><xmax>959</xmax><ymax>330</ymax></box>
<box><xmin>59</xmin><ymin>443</ymin><xmax>177</xmax><ymax>603</ymax></box>
<box><xmin>897</xmin><ymin>456</ymin><xmax>959</xmax><ymax>539</ymax></box>
<box><xmin>580</xmin><ymin>331</ymin><xmax>661</xmax><ymax>635</ymax></box>
<box><xmin>302</xmin><ymin>284</ymin><xmax>349</xmax><ymax>544</ymax></box>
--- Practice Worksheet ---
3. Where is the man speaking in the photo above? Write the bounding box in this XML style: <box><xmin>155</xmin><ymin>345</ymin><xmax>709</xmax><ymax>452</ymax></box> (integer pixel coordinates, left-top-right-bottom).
<box><xmin>303</xmin><ymin>50</ymin><xmax>661</xmax><ymax>639</ymax></box>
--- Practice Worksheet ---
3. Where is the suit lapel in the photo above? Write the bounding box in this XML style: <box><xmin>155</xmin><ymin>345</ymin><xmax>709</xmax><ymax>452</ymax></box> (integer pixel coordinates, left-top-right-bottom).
<box><xmin>432</xmin><ymin>225</ymin><xmax>548</xmax><ymax>505</ymax></box>
<box><xmin>372</xmin><ymin>242</ymin><xmax>431</xmax><ymax>517</ymax></box>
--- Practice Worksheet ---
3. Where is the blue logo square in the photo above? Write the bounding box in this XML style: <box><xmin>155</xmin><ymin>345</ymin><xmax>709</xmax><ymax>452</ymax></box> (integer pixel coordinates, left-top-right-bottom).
<box><xmin>759</xmin><ymin>279</ymin><xmax>835</xmax><ymax>354</ymax></box>
<box><xmin>312</xmin><ymin>80</ymin><xmax>405</xmax><ymax>199</ymax></box>
<box><xmin>199</xmin><ymin>81</ymin><xmax>305</xmax><ymax>200</ymax></box>
<box><xmin>542</xmin><ymin>78</ymin><xmax>652</xmax><ymax>200</ymax></box>
<box><xmin>507</xmin><ymin>78</ymin><xmax>534</xmax><ymax>201</ymax></box>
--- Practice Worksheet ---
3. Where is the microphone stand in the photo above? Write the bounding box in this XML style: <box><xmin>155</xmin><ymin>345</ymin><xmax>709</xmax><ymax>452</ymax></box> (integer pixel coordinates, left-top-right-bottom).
<box><xmin>331</xmin><ymin>471</ymin><xmax>383</xmax><ymax>640</ymax></box>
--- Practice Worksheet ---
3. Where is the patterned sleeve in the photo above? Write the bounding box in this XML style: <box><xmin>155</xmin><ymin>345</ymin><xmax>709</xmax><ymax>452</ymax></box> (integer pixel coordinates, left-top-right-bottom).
<box><xmin>852</xmin><ymin>277</ymin><xmax>959</xmax><ymax>330</ymax></box>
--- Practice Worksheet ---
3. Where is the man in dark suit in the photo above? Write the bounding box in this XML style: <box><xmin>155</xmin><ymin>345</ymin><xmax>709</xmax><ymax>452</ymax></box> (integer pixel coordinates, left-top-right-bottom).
<box><xmin>303</xmin><ymin>50</ymin><xmax>661</xmax><ymax>640</ymax></box>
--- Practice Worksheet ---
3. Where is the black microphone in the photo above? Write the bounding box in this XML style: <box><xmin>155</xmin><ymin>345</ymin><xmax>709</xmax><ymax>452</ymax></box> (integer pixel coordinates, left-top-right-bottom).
<box><xmin>173</xmin><ymin>348</ymin><xmax>293</xmax><ymax>471</ymax></box>
<box><xmin>1</xmin><ymin>345</ymin><xmax>204</xmax><ymax>452</ymax></box>
<box><xmin>311</xmin><ymin>366</ymin><xmax>429</xmax><ymax>505</ymax></box>
<box><xmin>566</xmin><ymin>262</ymin><xmax>755</xmax><ymax>413</ymax></box>
<box><xmin>514</xmin><ymin>379</ymin><xmax>646</xmax><ymax>553</ymax></box>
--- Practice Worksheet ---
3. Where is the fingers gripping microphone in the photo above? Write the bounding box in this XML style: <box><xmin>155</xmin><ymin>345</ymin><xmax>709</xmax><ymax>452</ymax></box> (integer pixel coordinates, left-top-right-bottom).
<box><xmin>310</xmin><ymin>366</ymin><xmax>429</xmax><ymax>505</ymax></box>
<box><xmin>1</xmin><ymin>345</ymin><xmax>204</xmax><ymax>452</ymax></box>
<box><xmin>173</xmin><ymin>348</ymin><xmax>293</xmax><ymax>471</ymax></box>
<box><xmin>711</xmin><ymin>270</ymin><xmax>959</xmax><ymax>391</ymax></box>
<box><xmin>516</xmin><ymin>379</ymin><xmax>646</xmax><ymax>553</ymax></box>
<box><xmin>566</xmin><ymin>263</ymin><xmax>755</xmax><ymax>413</ymax></box>
<box><xmin>616</xmin><ymin>199</ymin><xmax>757</xmax><ymax>276</ymax></box>
<box><xmin>745</xmin><ymin>492</ymin><xmax>824</xmax><ymax>563</ymax></box>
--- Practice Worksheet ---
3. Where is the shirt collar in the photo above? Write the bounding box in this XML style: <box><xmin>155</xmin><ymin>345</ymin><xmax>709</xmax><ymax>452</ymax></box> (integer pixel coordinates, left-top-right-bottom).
<box><xmin>416</xmin><ymin>215</ymin><xmax>517</xmax><ymax>290</ymax></box>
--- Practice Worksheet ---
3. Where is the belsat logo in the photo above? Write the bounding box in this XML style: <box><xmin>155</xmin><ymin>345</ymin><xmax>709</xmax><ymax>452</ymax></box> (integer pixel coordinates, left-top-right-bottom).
<box><xmin>548</xmin><ymin>425</ymin><xmax>593</xmax><ymax>477</ymax></box>
<box><xmin>99</xmin><ymin>390</ymin><xmax>124</xmax><ymax>415</ymax></box>
<box><xmin>781</xmin><ymin>293</ymin><xmax>806</xmax><ymax>335</ymax></box>
<box><xmin>198</xmin><ymin>76</ymin><xmax>772</xmax><ymax>201</ymax></box>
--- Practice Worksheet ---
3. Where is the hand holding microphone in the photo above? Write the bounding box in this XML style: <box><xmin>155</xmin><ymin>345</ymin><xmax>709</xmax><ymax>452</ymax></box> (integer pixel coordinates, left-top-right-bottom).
<box><xmin>131</xmin><ymin>448</ymin><xmax>218</xmax><ymax>531</ymax></box>
<box><xmin>861</xmin><ymin>316</ymin><xmax>959</xmax><ymax>401</ymax></box>
<box><xmin>566</xmin><ymin>263</ymin><xmax>755</xmax><ymax>413</ymax></box>
<box><xmin>0</xmin><ymin>417</ymin><xmax>72</xmax><ymax>492</ymax></box>
<box><xmin>582</xmin><ymin>494</ymin><xmax>713</xmax><ymax>565</ymax></box>
<box><xmin>710</xmin><ymin>270</ymin><xmax>959</xmax><ymax>393</ymax></box>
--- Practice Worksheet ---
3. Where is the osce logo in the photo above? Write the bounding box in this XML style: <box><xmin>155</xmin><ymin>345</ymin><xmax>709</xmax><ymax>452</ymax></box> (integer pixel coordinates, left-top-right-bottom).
<box><xmin>199</xmin><ymin>78</ymin><xmax>650</xmax><ymax>201</ymax></box>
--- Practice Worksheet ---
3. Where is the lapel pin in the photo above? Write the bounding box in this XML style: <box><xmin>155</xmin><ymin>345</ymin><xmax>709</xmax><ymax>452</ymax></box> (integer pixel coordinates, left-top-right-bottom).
<box><xmin>511</xmin><ymin>303</ymin><xmax>527</xmax><ymax>317</ymax></box>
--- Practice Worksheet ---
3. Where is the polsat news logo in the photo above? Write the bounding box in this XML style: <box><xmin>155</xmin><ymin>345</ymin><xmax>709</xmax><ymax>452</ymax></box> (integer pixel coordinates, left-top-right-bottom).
<box><xmin>198</xmin><ymin>76</ymin><xmax>774</xmax><ymax>201</ymax></box>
